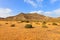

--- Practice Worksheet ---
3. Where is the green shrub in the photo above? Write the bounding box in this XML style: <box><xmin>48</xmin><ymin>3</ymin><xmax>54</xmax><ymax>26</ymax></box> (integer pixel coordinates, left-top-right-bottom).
<box><xmin>52</xmin><ymin>23</ymin><xmax>57</xmax><ymax>25</ymax></box>
<box><xmin>25</xmin><ymin>24</ymin><xmax>33</xmax><ymax>28</ymax></box>
<box><xmin>11</xmin><ymin>24</ymin><xmax>15</xmax><ymax>27</ymax></box>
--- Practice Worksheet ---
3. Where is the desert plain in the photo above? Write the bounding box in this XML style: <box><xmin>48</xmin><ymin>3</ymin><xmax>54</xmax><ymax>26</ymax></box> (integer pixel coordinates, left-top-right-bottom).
<box><xmin>0</xmin><ymin>21</ymin><xmax>60</xmax><ymax>40</ymax></box>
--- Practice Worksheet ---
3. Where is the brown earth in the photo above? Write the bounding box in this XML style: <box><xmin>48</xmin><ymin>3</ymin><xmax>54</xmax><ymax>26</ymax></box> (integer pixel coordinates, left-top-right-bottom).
<box><xmin>0</xmin><ymin>21</ymin><xmax>60</xmax><ymax>40</ymax></box>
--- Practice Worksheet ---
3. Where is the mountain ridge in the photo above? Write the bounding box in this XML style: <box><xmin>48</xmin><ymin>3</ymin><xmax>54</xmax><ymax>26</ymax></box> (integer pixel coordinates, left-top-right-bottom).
<box><xmin>0</xmin><ymin>12</ymin><xmax>60</xmax><ymax>22</ymax></box>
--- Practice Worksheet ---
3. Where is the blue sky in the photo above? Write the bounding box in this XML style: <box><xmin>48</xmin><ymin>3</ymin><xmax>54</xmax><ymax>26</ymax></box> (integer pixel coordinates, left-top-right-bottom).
<box><xmin>0</xmin><ymin>0</ymin><xmax>60</xmax><ymax>17</ymax></box>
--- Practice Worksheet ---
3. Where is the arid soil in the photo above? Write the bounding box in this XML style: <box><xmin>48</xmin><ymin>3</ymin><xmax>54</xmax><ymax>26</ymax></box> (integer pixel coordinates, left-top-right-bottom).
<box><xmin>0</xmin><ymin>21</ymin><xmax>60</xmax><ymax>40</ymax></box>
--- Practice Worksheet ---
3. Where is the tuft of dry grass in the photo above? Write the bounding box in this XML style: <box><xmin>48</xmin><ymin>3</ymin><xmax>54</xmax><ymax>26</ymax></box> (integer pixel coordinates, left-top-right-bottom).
<box><xmin>5</xmin><ymin>23</ymin><xmax>8</xmax><ymax>24</ymax></box>
<box><xmin>52</xmin><ymin>23</ymin><xmax>57</xmax><ymax>25</ymax></box>
<box><xmin>11</xmin><ymin>24</ymin><xmax>15</xmax><ymax>27</ymax></box>
<box><xmin>42</xmin><ymin>25</ymin><xmax>48</xmax><ymax>28</ymax></box>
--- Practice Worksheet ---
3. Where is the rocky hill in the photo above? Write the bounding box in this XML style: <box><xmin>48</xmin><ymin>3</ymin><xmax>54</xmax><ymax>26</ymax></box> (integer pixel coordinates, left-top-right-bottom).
<box><xmin>0</xmin><ymin>12</ymin><xmax>60</xmax><ymax>22</ymax></box>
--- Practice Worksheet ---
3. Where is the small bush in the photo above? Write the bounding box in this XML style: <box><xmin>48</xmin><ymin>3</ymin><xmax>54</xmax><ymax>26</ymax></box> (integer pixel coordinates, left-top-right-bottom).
<box><xmin>21</xmin><ymin>21</ymin><xmax>24</xmax><ymax>22</ymax></box>
<box><xmin>21</xmin><ymin>20</ymin><xmax>29</xmax><ymax>23</ymax></box>
<box><xmin>42</xmin><ymin>21</ymin><xmax>46</xmax><ymax>25</ymax></box>
<box><xmin>48</xmin><ymin>24</ymin><xmax>51</xmax><ymax>25</ymax></box>
<box><xmin>25</xmin><ymin>21</ymin><xmax>29</xmax><ymax>23</ymax></box>
<box><xmin>5</xmin><ymin>23</ymin><xmax>8</xmax><ymax>24</ymax></box>
<box><xmin>42</xmin><ymin>21</ymin><xmax>48</xmax><ymax>28</ymax></box>
<box><xmin>52</xmin><ymin>23</ymin><xmax>57</xmax><ymax>25</ymax></box>
<box><xmin>25</xmin><ymin>24</ymin><xmax>33</xmax><ymax>28</ymax></box>
<box><xmin>42</xmin><ymin>25</ymin><xmax>48</xmax><ymax>28</ymax></box>
<box><xmin>11</xmin><ymin>24</ymin><xmax>15</xmax><ymax>27</ymax></box>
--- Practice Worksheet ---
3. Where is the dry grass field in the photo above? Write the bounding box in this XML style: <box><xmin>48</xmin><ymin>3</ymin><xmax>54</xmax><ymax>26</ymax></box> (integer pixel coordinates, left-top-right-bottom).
<box><xmin>0</xmin><ymin>21</ymin><xmax>60</xmax><ymax>40</ymax></box>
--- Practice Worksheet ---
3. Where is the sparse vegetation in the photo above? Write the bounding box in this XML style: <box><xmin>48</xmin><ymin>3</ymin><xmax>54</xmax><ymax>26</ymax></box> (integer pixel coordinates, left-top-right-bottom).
<box><xmin>5</xmin><ymin>23</ymin><xmax>8</xmax><ymax>24</ymax></box>
<box><xmin>25</xmin><ymin>20</ymin><xmax>29</xmax><ymax>23</ymax></box>
<box><xmin>25</xmin><ymin>24</ymin><xmax>33</xmax><ymax>28</ymax></box>
<box><xmin>42</xmin><ymin>25</ymin><xmax>48</xmax><ymax>28</ymax></box>
<box><xmin>52</xmin><ymin>23</ymin><xmax>57</xmax><ymax>25</ymax></box>
<box><xmin>48</xmin><ymin>24</ymin><xmax>51</xmax><ymax>25</ymax></box>
<box><xmin>11</xmin><ymin>24</ymin><xmax>15</xmax><ymax>27</ymax></box>
<box><xmin>0</xmin><ymin>21</ymin><xmax>60</xmax><ymax>40</ymax></box>
<box><xmin>42</xmin><ymin>21</ymin><xmax>46</xmax><ymax>25</ymax></box>
<box><xmin>21</xmin><ymin>21</ymin><xmax>25</xmax><ymax>22</ymax></box>
<box><xmin>34</xmin><ymin>20</ymin><xmax>40</xmax><ymax>22</ymax></box>
<box><xmin>21</xmin><ymin>20</ymin><xmax>29</xmax><ymax>23</ymax></box>
<box><xmin>42</xmin><ymin>21</ymin><xmax>48</xmax><ymax>28</ymax></box>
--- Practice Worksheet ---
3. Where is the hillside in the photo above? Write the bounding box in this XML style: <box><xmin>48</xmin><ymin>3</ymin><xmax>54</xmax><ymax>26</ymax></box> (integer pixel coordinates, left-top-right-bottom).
<box><xmin>0</xmin><ymin>12</ymin><xmax>60</xmax><ymax>22</ymax></box>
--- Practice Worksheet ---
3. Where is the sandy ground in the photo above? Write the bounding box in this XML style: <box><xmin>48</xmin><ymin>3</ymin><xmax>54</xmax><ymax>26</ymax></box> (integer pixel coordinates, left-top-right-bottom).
<box><xmin>0</xmin><ymin>21</ymin><xmax>60</xmax><ymax>40</ymax></box>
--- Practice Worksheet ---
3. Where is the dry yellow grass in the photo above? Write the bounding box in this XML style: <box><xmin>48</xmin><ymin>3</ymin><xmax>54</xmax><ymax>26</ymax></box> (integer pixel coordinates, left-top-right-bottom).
<box><xmin>0</xmin><ymin>21</ymin><xmax>60</xmax><ymax>40</ymax></box>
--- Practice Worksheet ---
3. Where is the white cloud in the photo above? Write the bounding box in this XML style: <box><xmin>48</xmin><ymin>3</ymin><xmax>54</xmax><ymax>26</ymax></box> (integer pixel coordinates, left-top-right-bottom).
<box><xmin>29</xmin><ymin>10</ymin><xmax>43</xmax><ymax>13</ymax></box>
<box><xmin>36</xmin><ymin>0</ymin><xmax>43</xmax><ymax>2</ymax></box>
<box><xmin>24</xmin><ymin>0</ymin><xmax>59</xmax><ymax>8</ymax></box>
<box><xmin>24</xmin><ymin>0</ymin><xmax>37</xmax><ymax>7</ymax></box>
<box><xmin>0</xmin><ymin>8</ymin><xmax>13</xmax><ymax>18</ymax></box>
<box><xmin>44</xmin><ymin>9</ymin><xmax>60</xmax><ymax>17</ymax></box>
<box><xmin>24</xmin><ymin>0</ymin><xmax>43</xmax><ymax>7</ymax></box>
<box><xmin>53</xmin><ymin>9</ymin><xmax>60</xmax><ymax>14</ymax></box>
<box><xmin>50</xmin><ymin>0</ymin><xmax>57</xmax><ymax>3</ymax></box>
<box><xmin>36</xmin><ymin>0</ymin><xmax>43</xmax><ymax>7</ymax></box>
<box><xmin>29</xmin><ymin>9</ymin><xmax>60</xmax><ymax>17</ymax></box>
